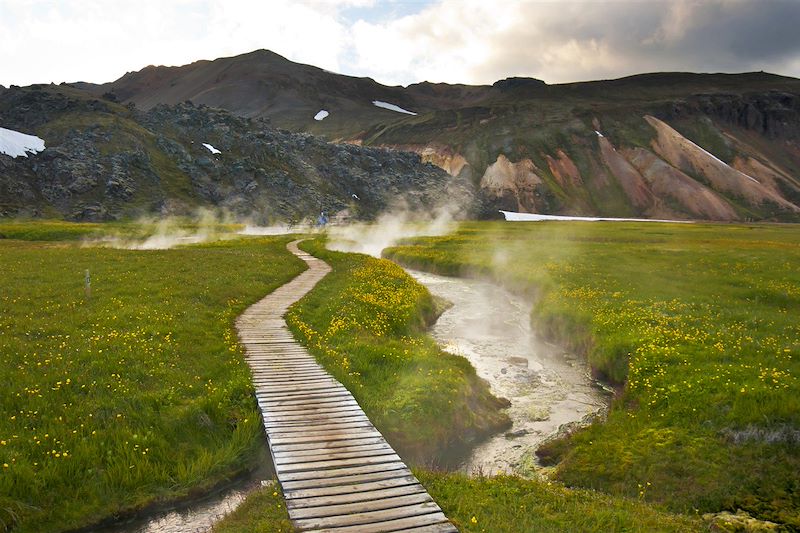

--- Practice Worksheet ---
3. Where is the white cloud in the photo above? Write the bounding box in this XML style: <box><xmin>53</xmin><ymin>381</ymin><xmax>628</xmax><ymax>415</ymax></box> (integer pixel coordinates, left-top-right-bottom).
<box><xmin>0</xmin><ymin>0</ymin><xmax>353</xmax><ymax>86</ymax></box>
<box><xmin>0</xmin><ymin>0</ymin><xmax>798</xmax><ymax>88</ymax></box>
<box><xmin>345</xmin><ymin>0</ymin><xmax>800</xmax><ymax>85</ymax></box>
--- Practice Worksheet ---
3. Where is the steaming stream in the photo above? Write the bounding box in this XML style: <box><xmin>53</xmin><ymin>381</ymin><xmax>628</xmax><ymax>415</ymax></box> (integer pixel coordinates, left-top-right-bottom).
<box><xmin>406</xmin><ymin>269</ymin><xmax>610</xmax><ymax>475</ymax></box>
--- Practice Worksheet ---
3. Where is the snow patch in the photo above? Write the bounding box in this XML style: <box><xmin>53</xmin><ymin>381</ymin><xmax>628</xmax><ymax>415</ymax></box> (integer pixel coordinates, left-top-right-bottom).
<box><xmin>314</xmin><ymin>110</ymin><xmax>329</xmax><ymax>121</ymax></box>
<box><xmin>500</xmin><ymin>211</ymin><xmax>692</xmax><ymax>223</ymax></box>
<box><xmin>0</xmin><ymin>127</ymin><xmax>45</xmax><ymax>158</ymax></box>
<box><xmin>202</xmin><ymin>143</ymin><xmax>221</xmax><ymax>154</ymax></box>
<box><xmin>372</xmin><ymin>100</ymin><xmax>417</xmax><ymax>115</ymax></box>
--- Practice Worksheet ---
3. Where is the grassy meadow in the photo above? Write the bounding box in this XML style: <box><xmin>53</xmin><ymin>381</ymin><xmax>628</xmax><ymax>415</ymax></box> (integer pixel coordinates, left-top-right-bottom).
<box><xmin>215</xmin><ymin>235</ymin><xmax>701</xmax><ymax>532</ymax></box>
<box><xmin>0</xmin><ymin>223</ymin><xmax>305</xmax><ymax>532</ymax></box>
<box><xmin>384</xmin><ymin>221</ymin><xmax>800</xmax><ymax>527</ymax></box>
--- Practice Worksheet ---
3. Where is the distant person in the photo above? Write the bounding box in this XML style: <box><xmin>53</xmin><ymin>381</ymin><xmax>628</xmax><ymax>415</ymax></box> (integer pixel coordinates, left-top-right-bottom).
<box><xmin>317</xmin><ymin>211</ymin><xmax>328</xmax><ymax>227</ymax></box>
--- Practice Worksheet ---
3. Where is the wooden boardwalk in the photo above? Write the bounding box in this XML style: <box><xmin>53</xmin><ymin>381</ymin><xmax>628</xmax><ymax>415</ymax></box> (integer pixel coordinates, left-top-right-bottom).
<box><xmin>236</xmin><ymin>240</ymin><xmax>457</xmax><ymax>532</ymax></box>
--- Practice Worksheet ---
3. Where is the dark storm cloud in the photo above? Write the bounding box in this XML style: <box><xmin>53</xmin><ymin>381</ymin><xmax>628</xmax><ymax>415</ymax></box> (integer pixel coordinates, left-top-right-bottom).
<box><xmin>471</xmin><ymin>0</ymin><xmax>800</xmax><ymax>83</ymax></box>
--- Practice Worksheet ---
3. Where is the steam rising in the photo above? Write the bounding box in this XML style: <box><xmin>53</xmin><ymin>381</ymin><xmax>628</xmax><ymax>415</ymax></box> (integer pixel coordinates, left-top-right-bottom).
<box><xmin>327</xmin><ymin>205</ymin><xmax>459</xmax><ymax>257</ymax></box>
<box><xmin>85</xmin><ymin>209</ymin><xmax>237</xmax><ymax>250</ymax></box>
<box><xmin>239</xmin><ymin>223</ymin><xmax>318</xmax><ymax>236</ymax></box>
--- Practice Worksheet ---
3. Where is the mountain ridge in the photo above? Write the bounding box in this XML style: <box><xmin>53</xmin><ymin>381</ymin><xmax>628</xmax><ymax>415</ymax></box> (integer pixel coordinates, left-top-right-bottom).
<box><xmin>4</xmin><ymin>49</ymin><xmax>800</xmax><ymax>222</ymax></box>
<box><xmin>0</xmin><ymin>83</ymin><xmax>462</xmax><ymax>221</ymax></box>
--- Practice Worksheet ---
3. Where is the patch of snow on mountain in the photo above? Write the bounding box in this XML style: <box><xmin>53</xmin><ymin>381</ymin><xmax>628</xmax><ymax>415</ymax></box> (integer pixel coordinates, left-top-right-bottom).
<box><xmin>500</xmin><ymin>211</ymin><xmax>692</xmax><ymax>223</ymax></box>
<box><xmin>0</xmin><ymin>127</ymin><xmax>45</xmax><ymax>158</ymax></box>
<box><xmin>314</xmin><ymin>110</ymin><xmax>329</xmax><ymax>121</ymax></box>
<box><xmin>372</xmin><ymin>100</ymin><xmax>417</xmax><ymax>116</ymax></box>
<box><xmin>202</xmin><ymin>143</ymin><xmax>221</xmax><ymax>155</ymax></box>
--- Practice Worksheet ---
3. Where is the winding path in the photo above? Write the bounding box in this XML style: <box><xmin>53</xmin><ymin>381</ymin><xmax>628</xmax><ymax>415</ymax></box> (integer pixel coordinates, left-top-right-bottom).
<box><xmin>236</xmin><ymin>240</ymin><xmax>457</xmax><ymax>532</ymax></box>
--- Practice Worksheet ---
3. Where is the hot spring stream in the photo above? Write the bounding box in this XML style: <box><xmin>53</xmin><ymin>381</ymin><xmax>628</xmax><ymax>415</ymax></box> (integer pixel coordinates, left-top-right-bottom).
<box><xmin>107</xmin><ymin>261</ymin><xmax>609</xmax><ymax>532</ymax></box>
<box><xmin>406</xmin><ymin>269</ymin><xmax>610</xmax><ymax>475</ymax></box>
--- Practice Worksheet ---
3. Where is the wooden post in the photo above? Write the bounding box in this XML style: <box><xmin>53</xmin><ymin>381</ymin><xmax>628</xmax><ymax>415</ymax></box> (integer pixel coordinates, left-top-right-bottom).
<box><xmin>84</xmin><ymin>269</ymin><xmax>91</xmax><ymax>300</ymax></box>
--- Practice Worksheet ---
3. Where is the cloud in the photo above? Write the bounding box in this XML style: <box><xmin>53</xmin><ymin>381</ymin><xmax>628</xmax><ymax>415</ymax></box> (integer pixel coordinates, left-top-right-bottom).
<box><xmin>0</xmin><ymin>0</ymin><xmax>798</xmax><ymax>88</ymax></box>
<box><xmin>346</xmin><ymin>0</ymin><xmax>800</xmax><ymax>85</ymax></box>
<box><xmin>0</xmin><ymin>0</ymin><xmax>353</xmax><ymax>86</ymax></box>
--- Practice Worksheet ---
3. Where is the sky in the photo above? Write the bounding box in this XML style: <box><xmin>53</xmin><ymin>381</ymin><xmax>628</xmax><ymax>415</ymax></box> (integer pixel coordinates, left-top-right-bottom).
<box><xmin>2</xmin><ymin>0</ymin><xmax>800</xmax><ymax>88</ymax></box>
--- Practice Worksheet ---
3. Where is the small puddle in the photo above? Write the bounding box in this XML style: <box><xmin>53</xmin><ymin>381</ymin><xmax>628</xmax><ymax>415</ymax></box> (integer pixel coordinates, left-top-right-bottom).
<box><xmin>99</xmin><ymin>444</ymin><xmax>274</xmax><ymax>533</ymax></box>
<box><xmin>407</xmin><ymin>269</ymin><xmax>610</xmax><ymax>475</ymax></box>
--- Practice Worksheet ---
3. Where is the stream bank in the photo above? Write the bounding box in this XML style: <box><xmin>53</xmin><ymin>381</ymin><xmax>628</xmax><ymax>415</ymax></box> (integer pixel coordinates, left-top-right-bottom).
<box><xmin>407</xmin><ymin>268</ymin><xmax>610</xmax><ymax>475</ymax></box>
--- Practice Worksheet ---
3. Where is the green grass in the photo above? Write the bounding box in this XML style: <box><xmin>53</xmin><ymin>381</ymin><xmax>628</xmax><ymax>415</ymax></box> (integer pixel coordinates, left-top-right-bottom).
<box><xmin>212</xmin><ymin>235</ymin><xmax>708</xmax><ymax>532</ymax></box>
<box><xmin>0</xmin><ymin>219</ymin><xmax>244</xmax><ymax>242</ymax></box>
<box><xmin>416</xmin><ymin>470</ymin><xmax>704</xmax><ymax>532</ymax></box>
<box><xmin>0</xmin><ymin>220</ymin><xmax>108</xmax><ymax>241</ymax></box>
<box><xmin>285</xmin><ymin>239</ymin><xmax>509</xmax><ymax>464</ymax></box>
<box><xmin>0</xmin><ymin>228</ymin><xmax>305</xmax><ymax>532</ymax></box>
<box><xmin>211</xmin><ymin>482</ymin><xmax>293</xmax><ymax>533</ymax></box>
<box><xmin>384</xmin><ymin>221</ymin><xmax>800</xmax><ymax>527</ymax></box>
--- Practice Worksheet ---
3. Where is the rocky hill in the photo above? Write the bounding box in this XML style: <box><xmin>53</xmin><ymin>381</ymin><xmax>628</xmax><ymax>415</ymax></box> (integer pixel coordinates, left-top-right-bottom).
<box><xmin>84</xmin><ymin>50</ymin><xmax>800</xmax><ymax>222</ymax></box>
<box><xmin>0</xmin><ymin>84</ymin><xmax>460</xmax><ymax>221</ymax></box>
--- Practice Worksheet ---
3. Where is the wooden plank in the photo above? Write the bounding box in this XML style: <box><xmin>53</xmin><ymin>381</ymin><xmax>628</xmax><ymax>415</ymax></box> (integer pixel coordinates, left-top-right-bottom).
<box><xmin>289</xmin><ymin>492</ymin><xmax>433</xmax><ymax>521</ymax></box>
<box><xmin>298</xmin><ymin>512</ymin><xmax>452</xmax><ymax>532</ymax></box>
<box><xmin>251</xmin><ymin>372</ymin><xmax>329</xmax><ymax>380</ymax></box>
<box><xmin>286</xmin><ymin>484</ymin><xmax>426</xmax><ymax>510</ymax></box>
<box><xmin>268</xmin><ymin>429</ymin><xmax>383</xmax><ymax>446</ymax></box>
<box><xmin>253</xmin><ymin>376</ymin><xmax>338</xmax><ymax>386</ymax></box>
<box><xmin>264</xmin><ymin>415</ymin><xmax>375</xmax><ymax>437</ymax></box>
<box><xmin>291</xmin><ymin>501</ymin><xmax>442</xmax><ymax>530</ymax></box>
<box><xmin>252</xmin><ymin>375</ymin><xmax>333</xmax><ymax>384</ymax></box>
<box><xmin>275</xmin><ymin>453</ymin><xmax>402</xmax><ymax>474</ymax></box>
<box><xmin>273</xmin><ymin>442</ymin><xmax>392</xmax><ymax>459</ymax></box>
<box><xmin>277</xmin><ymin>461</ymin><xmax>409</xmax><ymax>482</ymax></box>
<box><xmin>247</xmin><ymin>357</ymin><xmax>317</xmax><ymax>364</ymax></box>
<box><xmin>252</xmin><ymin>373</ymin><xmax>331</xmax><ymax>382</ymax></box>
<box><xmin>253</xmin><ymin>379</ymin><xmax>340</xmax><ymax>390</ymax></box>
<box><xmin>268</xmin><ymin>423</ymin><xmax>378</xmax><ymax>439</ymax></box>
<box><xmin>262</xmin><ymin>405</ymin><xmax>363</xmax><ymax>419</ymax></box>
<box><xmin>263</xmin><ymin>409</ymin><xmax>366</xmax><ymax>423</ymax></box>
<box><xmin>256</xmin><ymin>386</ymin><xmax>349</xmax><ymax>399</ymax></box>
<box><xmin>259</xmin><ymin>395</ymin><xmax>357</xmax><ymax>409</ymax></box>
<box><xmin>263</xmin><ymin>404</ymin><xmax>364</xmax><ymax>417</ymax></box>
<box><xmin>282</xmin><ymin>475</ymin><xmax>420</xmax><ymax>500</ymax></box>
<box><xmin>256</xmin><ymin>390</ymin><xmax>353</xmax><ymax>409</ymax></box>
<box><xmin>249</xmin><ymin>364</ymin><xmax>322</xmax><ymax>370</ymax></box>
<box><xmin>273</xmin><ymin>445</ymin><xmax>395</xmax><ymax>464</ymax></box>
<box><xmin>264</xmin><ymin>414</ymin><xmax>370</xmax><ymax>428</ymax></box>
<box><xmin>248</xmin><ymin>356</ymin><xmax>315</xmax><ymax>362</ymax></box>
<box><xmin>261</xmin><ymin>399</ymin><xmax>360</xmax><ymax>413</ymax></box>
<box><xmin>396</xmin><ymin>523</ymin><xmax>460</xmax><ymax>533</ymax></box>
<box><xmin>257</xmin><ymin>392</ymin><xmax>352</xmax><ymax>405</ymax></box>
<box><xmin>280</xmin><ymin>468</ymin><xmax>414</xmax><ymax>492</ymax></box>
<box><xmin>271</xmin><ymin>436</ymin><xmax>388</xmax><ymax>454</ymax></box>
<box><xmin>258</xmin><ymin>397</ymin><xmax>357</xmax><ymax>411</ymax></box>
<box><xmin>250</xmin><ymin>364</ymin><xmax>323</xmax><ymax>372</ymax></box>
<box><xmin>250</xmin><ymin>366</ymin><xmax>324</xmax><ymax>374</ymax></box>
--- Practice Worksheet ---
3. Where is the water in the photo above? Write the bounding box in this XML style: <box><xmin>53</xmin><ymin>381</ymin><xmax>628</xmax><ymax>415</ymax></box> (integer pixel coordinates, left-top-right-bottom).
<box><xmin>407</xmin><ymin>269</ymin><xmax>610</xmax><ymax>476</ymax></box>
<box><xmin>100</xmin><ymin>446</ymin><xmax>274</xmax><ymax>533</ymax></box>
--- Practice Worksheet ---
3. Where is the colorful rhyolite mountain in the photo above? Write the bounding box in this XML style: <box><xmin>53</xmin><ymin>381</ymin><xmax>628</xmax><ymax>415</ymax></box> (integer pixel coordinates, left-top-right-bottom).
<box><xmin>3</xmin><ymin>49</ymin><xmax>799</xmax><ymax>221</ymax></box>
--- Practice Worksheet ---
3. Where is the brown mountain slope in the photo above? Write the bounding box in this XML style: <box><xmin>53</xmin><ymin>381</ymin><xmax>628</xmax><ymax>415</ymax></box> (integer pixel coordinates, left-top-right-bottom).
<box><xmin>77</xmin><ymin>50</ymin><xmax>800</xmax><ymax>221</ymax></box>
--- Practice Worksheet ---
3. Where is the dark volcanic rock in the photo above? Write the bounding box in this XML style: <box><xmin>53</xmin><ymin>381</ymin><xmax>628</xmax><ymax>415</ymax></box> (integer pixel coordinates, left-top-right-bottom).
<box><xmin>1</xmin><ymin>86</ymin><xmax>464</xmax><ymax>221</ymax></box>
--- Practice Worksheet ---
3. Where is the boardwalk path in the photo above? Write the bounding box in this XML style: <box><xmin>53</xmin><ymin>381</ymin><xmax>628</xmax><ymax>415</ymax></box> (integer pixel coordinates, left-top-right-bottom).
<box><xmin>236</xmin><ymin>240</ymin><xmax>457</xmax><ymax>532</ymax></box>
